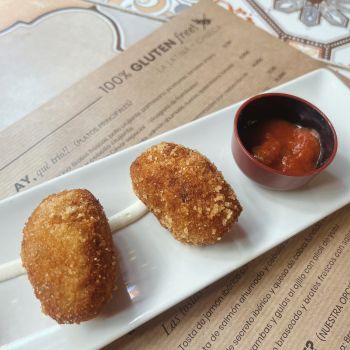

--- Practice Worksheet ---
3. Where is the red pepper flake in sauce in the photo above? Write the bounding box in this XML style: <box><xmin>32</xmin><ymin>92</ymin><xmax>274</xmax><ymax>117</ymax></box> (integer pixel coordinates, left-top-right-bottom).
<box><xmin>249</xmin><ymin>119</ymin><xmax>321</xmax><ymax>176</ymax></box>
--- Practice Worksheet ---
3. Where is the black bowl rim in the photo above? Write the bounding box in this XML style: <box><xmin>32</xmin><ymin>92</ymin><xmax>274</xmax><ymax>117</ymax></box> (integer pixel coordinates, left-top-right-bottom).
<box><xmin>233</xmin><ymin>92</ymin><xmax>338</xmax><ymax>178</ymax></box>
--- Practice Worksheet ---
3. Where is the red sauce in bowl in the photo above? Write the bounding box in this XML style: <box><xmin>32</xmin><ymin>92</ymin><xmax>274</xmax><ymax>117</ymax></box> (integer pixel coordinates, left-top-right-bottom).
<box><xmin>248</xmin><ymin>119</ymin><xmax>321</xmax><ymax>176</ymax></box>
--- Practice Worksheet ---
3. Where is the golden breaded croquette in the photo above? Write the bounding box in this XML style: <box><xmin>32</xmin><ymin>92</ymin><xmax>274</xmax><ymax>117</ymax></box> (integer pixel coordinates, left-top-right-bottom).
<box><xmin>130</xmin><ymin>142</ymin><xmax>242</xmax><ymax>245</ymax></box>
<box><xmin>21</xmin><ymin>189</ymin><xmax>117</xmax><ymax>324</ymax></box>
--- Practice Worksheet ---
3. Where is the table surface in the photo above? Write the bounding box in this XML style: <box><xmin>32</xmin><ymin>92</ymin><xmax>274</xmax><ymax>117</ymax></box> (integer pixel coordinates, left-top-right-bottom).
<box><xmin>1</xmin><ymin>1</ymin><xmax>350</xmax><ymax>348</ymax></box>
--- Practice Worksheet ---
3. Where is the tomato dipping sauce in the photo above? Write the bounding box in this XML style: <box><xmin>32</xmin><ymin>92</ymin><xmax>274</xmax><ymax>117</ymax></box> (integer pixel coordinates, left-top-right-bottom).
<box><xmin>247</xmin><ymin>119</ymin><xmax>321</xmax><ymax>176</ymax></box>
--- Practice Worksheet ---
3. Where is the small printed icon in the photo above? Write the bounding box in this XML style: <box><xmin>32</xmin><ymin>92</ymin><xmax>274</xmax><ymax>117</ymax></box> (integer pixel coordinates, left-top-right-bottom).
<box><xmin>192</xmin><ymin>14</ymin><xmax>211</xmax><ymax>30</ymax></box>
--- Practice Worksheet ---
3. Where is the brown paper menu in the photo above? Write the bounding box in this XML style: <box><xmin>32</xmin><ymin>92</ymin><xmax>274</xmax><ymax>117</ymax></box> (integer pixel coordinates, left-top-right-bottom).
<box><xmin>0</xmin><ymin>0</ymin><xmax>323</xmax><ymax>199</ymax></box>
<box><xmin>1</xmin><ymin>0</ymin><xmax>349</xmax><ymax>349</ymax></box>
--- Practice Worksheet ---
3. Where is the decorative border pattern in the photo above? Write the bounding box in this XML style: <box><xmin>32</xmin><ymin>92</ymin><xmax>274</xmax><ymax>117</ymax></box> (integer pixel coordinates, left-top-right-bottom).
<box><xmin>245</xmin><ymin>0</ymin><xmax>350</xmax><ymax>60</ymax></box>
<box><xmin>0</xmin><ymin>6</ymin><xmax>124</xmax><ymax>52</ymax></box>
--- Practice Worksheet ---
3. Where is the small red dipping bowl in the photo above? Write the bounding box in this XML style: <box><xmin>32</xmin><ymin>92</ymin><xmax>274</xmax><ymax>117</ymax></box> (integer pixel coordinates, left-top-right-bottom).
<box><xmin>232</xmin><ymin>93</ymin><xmax>338</xmax><ymax>190</ymax></box>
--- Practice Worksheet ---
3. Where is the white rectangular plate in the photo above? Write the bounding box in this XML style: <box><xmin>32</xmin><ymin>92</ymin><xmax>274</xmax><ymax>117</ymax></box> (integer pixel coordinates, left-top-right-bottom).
<box><xmin>1</xmin><ymin>69</ymin><xmax>350</xmax><ymax>350</ymax></box>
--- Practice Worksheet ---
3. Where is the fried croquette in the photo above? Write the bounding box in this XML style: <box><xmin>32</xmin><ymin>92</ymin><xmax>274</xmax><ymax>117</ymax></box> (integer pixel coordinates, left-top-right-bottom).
<box><xmin>130</xmin><ymin>142</ymin><xmax>242</xmax><ymax>245</ymax></box>
<box><xmin>21</xmin><ymin>189</ymin><xmax>117</xmax><ymax>324</ymax></box>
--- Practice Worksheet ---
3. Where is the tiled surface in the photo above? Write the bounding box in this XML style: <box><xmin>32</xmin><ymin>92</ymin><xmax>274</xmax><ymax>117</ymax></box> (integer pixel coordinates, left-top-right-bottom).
<box><xmin>0</xmin><ymin>0</ymin><xmax>162</xmax><ymax>129</ymax></box>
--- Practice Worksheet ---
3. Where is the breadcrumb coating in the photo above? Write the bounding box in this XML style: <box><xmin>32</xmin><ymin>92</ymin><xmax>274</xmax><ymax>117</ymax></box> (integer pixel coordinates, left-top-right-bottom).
<box><xmin>21</xmin><ymin>189</ymin><xmax>117</xmax><ymax>324</ymax></box>
<box><xmin>130</xmin><ymin>142</ymin><xmax>242</xmax><ymax>245</ymax></box>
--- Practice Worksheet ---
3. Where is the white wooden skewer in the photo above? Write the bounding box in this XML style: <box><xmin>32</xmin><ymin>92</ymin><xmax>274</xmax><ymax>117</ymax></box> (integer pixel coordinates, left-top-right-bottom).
<box><xmin>0</xmin><ymin>259</ymin><xmax>26</xmax><ymax>282</ymax></box>
<box><xmin>108</xmin><ymin>200</ymin><xmax>148</xmax><ymax>231</ymax></box>
<box><xmin>0</xmin><ymin>200</ymin><xmax>148</xmax><ymax>283</ymax></box>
